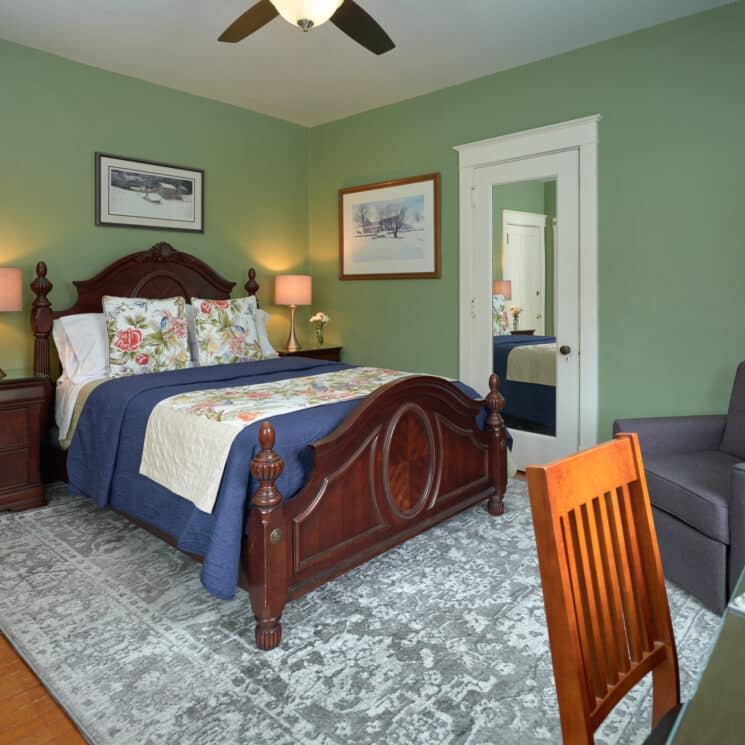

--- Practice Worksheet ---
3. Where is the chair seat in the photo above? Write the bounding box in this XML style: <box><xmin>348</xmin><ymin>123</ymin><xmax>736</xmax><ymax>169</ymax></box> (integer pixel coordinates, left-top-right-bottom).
<box><xmin>644</xmin><ymin>450</ymin><xmax>739</xmax><ymax>544</ymax></box>
<box><xmin>642</xmin><ymin>703</ymin><xmax>683</xmax><ymax>745</ymax></box>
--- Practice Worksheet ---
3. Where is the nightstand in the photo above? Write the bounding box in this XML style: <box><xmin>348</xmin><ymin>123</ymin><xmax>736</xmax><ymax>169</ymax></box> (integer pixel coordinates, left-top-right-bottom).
<box><xmin>278</xmin><ymin>346</ymin><xmax>342</xmax><ymax>362</ymax></box>
<box><xmin>0</xmin><ymin>370</ymin><xmax>48</xmax><ymax>511</ymax></box>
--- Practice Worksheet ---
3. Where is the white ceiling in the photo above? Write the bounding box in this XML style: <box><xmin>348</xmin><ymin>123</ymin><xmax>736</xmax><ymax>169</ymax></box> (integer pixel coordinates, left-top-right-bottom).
<box><xmin>0</xmin><ymin>0</ymin><xmax>732</xmax><ymax>126</ymax></box>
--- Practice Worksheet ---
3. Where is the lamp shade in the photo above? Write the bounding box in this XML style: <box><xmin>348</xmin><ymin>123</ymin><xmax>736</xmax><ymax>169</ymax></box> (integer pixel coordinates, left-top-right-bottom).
<box><xmin>0</xmin><ymin>267</ymin><xmax>22</xmax><ymax>312</ymax></box>
<box><xmin>492</xmin><ymin>279</ymin><xmax>512</xmax><ymax>300</ymax></box>
<box><xmin>275</xmin><ymin>274</ymin><xmax>312</xmax><ymax>306</ymax></box>
<box><xmin>271</xmin><ymin>0</ymin><xmax>343</xmax><ymax>28</ymax></box>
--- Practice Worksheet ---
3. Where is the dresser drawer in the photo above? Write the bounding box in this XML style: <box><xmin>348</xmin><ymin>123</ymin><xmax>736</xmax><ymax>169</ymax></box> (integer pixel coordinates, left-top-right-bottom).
<box><xmin>0</xmin><ymin>448</ymin><xmax>30</xmax><ymax>491</ymax></box>
<box><xmin>0</xmin><ymin>408</ymin><xmax>30</xmax><ymax>450</ymax></box>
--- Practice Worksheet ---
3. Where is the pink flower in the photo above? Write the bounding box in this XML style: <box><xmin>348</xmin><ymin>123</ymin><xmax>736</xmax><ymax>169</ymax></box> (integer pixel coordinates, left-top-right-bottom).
<box><xmin>135</xmin><ymin>353</ymin><xmax>149</xmax><ymax>366</ymax></box>
<box><xmin>200</xmin><ymin>302</ymin><xmax>212</xmax><ymax>314</ymax></box>
<box><xmin>214</xmin><ymin>300</ymin><xmax>230</xmax><ymax>309</ymax></box>
<box><xmin>114</xmin><ymin>328</ymin><xmax>142</xmax><ymax>352</ymax></box>
<box><xmin>172</xmin><ymin>316</ymin><xmax>187</xmax><ymax>339</ymax></box>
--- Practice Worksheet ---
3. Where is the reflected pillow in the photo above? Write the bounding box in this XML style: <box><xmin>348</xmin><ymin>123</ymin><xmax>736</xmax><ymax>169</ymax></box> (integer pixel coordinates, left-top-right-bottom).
<box><xmin>191</xmin><ymin>296</ymin><xmax>264</xmax><ymax>366</ymax></box>
<box><xmin>102</xmin><ymin>296</ymin><xmax>189</xmax><ymax>377</ymax></box>
<box><xmin>492</xmin><ymin>295</ymin><xmax>511</xmax><ymax>336</ymax></box>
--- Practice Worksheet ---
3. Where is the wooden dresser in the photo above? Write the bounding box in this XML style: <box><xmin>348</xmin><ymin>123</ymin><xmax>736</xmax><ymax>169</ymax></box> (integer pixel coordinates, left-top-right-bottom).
<box><xmin>0</xmin><ymin>372</ymin><xmax>48</xmax><ymax>511</ymax></box>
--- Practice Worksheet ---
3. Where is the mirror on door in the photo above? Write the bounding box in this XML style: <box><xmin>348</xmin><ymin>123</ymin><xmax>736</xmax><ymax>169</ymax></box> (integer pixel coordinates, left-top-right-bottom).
<box><xmin>491</xmin><ymin>179</ymin><xmax>557</xmax><ymax>437</ymax></box>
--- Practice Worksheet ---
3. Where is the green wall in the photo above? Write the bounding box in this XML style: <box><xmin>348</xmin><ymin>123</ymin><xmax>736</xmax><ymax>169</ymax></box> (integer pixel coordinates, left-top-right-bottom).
<box><xmin>0</xmin><ymin>39</ymin><xmax>310</xmax><ymax>371</ymax></box>
<box><xmin>308</xmin><ymin>1</ymin><xmax>745</xmax><ymax>436</ymax></box>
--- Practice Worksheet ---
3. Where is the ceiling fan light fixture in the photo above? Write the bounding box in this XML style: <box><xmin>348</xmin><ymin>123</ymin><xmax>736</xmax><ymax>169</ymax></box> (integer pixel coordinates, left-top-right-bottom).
<box><xmin>270</xmin><ymin>0</ymin><xmax>344</xmax><ymax>31</ymax></box>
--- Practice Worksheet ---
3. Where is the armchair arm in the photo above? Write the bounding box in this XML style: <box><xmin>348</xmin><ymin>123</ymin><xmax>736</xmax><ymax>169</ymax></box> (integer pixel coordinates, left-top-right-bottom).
<box><xmin>613</xmin><ymin>415</ymin><xmax>726</xmax><ymax>456</ymax></box>
<box><xmin>729</xmin><ymin>463</ymin><xmax>745</xmax><ymax>597</ymax></box>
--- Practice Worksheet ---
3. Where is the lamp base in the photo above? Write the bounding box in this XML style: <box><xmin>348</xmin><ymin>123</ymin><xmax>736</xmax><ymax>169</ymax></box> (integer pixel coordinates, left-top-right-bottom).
<box><xmin>0</xmin><ymin>367</ymin><xmax>6</xmax><ymax>380</ymax></box>
<box><xmin>285</xmin><ymin>305</ymin><xmax>302</xmax><ymax>352</ymax></box>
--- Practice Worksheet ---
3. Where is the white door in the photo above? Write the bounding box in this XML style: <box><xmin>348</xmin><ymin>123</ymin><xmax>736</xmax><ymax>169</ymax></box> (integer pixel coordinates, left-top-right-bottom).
<box><xmin>473</xmin><ymin>150</ymin><xmax>580</xmax><ymax>468</ymax></box>
<box><xmin>501</xmin><ymin>210</ymin><xmax>547</xmax><ymax>335</ymax></box>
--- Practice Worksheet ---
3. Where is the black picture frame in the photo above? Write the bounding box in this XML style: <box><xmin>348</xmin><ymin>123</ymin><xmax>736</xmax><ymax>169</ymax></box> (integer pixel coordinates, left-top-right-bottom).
<box><xmin>95</xmin><ymin>153</ymin><xmax>205</xmax><ymax>233</ymax></box>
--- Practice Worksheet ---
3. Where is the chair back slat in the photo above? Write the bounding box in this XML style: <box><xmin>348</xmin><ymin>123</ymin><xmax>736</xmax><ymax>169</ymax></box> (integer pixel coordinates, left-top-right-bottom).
<box><xmin>527</xmin><ymin>433</ymin><xmax>679</xmax><ymax>744</ymax></box>
<box><xmin>560</xmin><ymin>508</ymin><xmax>604</xmax><ymax>704</ymax></box>
<box><xmin>616</xmin><ymin>483</ymin><xmax>655</xmax><ymax>654</ymax></box>
<box><xmin>596</xmin><ymin>491</ymin><xmax>632</xmax><ymax>676</ymax></box>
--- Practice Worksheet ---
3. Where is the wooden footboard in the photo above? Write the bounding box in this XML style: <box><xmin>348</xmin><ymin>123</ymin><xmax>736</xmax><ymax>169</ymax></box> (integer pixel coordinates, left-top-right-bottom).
<box><xmin>246</xmin><ymin>373</ymin><xmax>507</xmax><ymax>650</ymax></box>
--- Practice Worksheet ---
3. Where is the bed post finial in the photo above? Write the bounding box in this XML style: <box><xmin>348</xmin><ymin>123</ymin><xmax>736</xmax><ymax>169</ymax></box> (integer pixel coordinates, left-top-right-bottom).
<box><xmin>486</xmin><ymin>373</ymin><xmax>507</xmax><ymax>516</ymax></box>
<box><xmin>245</xmin><ymin>267</ymin><xmax>259</xmax><ymax>299</ymax></box>
<box><xmin>31</xmin><ymin>262</ymin><xmax>53</xmax><ymax>378</ymax></box>
<box><xmin>247</xmin><ymin>420</ymin><xmax>288</xmax><ymax>650</ymax></box>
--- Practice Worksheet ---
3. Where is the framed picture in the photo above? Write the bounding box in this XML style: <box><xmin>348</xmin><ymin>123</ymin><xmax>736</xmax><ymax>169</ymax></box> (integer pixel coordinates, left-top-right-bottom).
<box><xmin>339</xmin><ymin>173</ymin><xmax>440</xmax><ymax>280</ymax></box>
<box><xmin>95</xmin><ymin>153</ymin><xmax>204</xmax><ymax>233</ymax></box>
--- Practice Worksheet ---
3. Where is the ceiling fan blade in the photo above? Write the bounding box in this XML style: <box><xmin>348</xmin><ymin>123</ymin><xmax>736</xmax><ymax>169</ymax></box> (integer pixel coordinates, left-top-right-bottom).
<box><xmin>331</xmin><ymin>1</ymin><xmax>395</xmax><ymax>55</ymax></box>
<box><xmin>218</xmin><ymin>0</ymin><xmax>279</xmax><ymax>43</ymax></box>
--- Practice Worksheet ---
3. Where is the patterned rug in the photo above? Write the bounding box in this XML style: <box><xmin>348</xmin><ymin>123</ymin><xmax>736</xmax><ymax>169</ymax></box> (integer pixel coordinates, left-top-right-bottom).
<box><xmin>0</xmin><ymin>481</ymin><xmax>718</xmax><ymax>745</ymax></box>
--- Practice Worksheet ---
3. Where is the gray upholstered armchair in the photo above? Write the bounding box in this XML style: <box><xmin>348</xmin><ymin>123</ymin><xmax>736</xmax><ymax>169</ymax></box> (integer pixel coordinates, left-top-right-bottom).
<box><xmin>614</xmin><ymin>361</ymin><xmax>745</xmax><ymax>614</ymax></box>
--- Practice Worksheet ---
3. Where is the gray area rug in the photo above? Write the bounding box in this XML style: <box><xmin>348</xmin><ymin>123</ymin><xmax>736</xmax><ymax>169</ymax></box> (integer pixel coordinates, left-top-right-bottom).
<box><xmin>0</xmin><ymin>480</ymin><xmax>718</xmax><ymax>745</ymax></box>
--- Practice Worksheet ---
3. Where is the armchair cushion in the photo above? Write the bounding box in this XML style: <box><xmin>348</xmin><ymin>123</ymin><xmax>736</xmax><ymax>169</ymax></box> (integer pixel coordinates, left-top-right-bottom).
<box><xmin>613</xmin><ymin>415</ymin><xmax>726</xmax><ymax>456</ymax></box>
<box><xmin>643</xmin><ymin>450</ymin><xmax>740</xmax><ymax>544</ymax></box>
<box><xmin>720</xmin><ymin>362</ymin><xmax>745</xmax><ymax>460</ymax></box>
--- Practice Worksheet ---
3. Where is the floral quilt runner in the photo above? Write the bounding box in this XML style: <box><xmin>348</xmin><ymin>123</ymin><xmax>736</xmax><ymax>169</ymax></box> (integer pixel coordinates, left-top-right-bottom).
<box><xmin>139</xmin><ymin>367</ymin><xmax>412</xmax><ymax>513</ymax></box>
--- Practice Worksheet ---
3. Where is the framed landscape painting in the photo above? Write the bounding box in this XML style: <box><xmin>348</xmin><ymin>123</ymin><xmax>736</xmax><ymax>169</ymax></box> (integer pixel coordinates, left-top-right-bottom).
<box><xmin>95</xmin><ymin>153</ymin><xmax>204</xmax><ymax>232</ymax></box>
<box><xmin>339</xmin><ymin>173</ymin><xmax>440</xmax><ymax>280</ymax></box>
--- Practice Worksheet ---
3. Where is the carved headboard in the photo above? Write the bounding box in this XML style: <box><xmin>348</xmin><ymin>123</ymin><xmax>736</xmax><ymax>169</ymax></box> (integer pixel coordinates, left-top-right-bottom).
<box><xmin>31</xmin><ymin>241</ymin><xmax>260</xmax><ymax>378</ymax></box>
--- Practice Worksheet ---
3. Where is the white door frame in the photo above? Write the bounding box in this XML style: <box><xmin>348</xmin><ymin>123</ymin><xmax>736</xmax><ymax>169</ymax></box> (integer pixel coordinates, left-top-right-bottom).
<box><xmin>454</xmin><ymin>115</ymin><xmax>600</xmax><ymax>450</ymax></box>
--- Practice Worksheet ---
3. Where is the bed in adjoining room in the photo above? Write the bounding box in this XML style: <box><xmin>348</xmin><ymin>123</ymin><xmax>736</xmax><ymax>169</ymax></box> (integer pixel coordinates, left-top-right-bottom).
<box><xmin>30</xmin><ymin>241</ymin><xmax>510</xmax><ymax>650</ymax></box>
<box><xmin>492</xmin><ymin>334</ymin><xmax>556</xmax><ymax>435</ymax></box>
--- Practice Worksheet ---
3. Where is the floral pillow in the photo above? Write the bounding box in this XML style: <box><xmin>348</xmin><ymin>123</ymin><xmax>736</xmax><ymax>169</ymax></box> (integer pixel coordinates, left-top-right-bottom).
<box><xmin>492</xmin><ymin>295</ymin><xmax>511</xmax><ymax>336</ymax></box>
<box><xmin>191</xmin><ymin>296</ymin><xmax>264</xmax><ymax>366</ymax></box>
<box><xmin>102</xmin><ymin>296</ymin><xmax>189</xmax><ymax>377</ymax></box>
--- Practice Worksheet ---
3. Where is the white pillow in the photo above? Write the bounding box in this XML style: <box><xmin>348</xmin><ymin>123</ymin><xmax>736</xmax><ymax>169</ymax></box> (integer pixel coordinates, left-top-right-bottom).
<box><xmin>52</xmin><ymin>320</ymin><xmax>76</xmax><ymax>383</ymax></box>
<box><xmin>255</xmin><ymin>308</ymin><xmax>278</xmax><ymax>359</ymax></box>
<box><xmin>53</xmin><ymin>313</ymin><xmax>109</xmax><ymax>382</ymax></box>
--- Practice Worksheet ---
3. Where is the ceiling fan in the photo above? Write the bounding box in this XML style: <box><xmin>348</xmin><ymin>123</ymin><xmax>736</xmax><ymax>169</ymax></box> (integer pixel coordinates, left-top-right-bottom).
<box><xmin>218</xmin><ymin>0</ymin><xmax>395</xmax><ymax>55</ymax></box>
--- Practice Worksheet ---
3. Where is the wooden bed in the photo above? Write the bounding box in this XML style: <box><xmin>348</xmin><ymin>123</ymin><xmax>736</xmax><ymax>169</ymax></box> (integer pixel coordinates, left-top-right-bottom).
<box><xmin>31</xmin><ymin>241</ymin><xmax>508</xmax><ymax>650</ymax></box>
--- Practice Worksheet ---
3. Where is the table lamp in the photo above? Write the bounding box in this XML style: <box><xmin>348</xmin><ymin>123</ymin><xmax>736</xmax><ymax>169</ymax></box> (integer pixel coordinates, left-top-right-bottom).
<box><xmin>0</xmin><ymin>267</ymin><xmax>23</xmax><ymax>379</ymax></box>
<box><xmin>275</xmin><ymin>274</ymin><xmax>312</xmax><ymax>352</ymax></box>
<box><xmin>492</xmin><ymin>279</ymin><xmax>512</xmax><ymax>299</ymax></box>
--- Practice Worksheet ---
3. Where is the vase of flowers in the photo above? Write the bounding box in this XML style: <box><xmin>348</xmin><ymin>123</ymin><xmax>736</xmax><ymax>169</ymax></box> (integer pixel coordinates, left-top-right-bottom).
<box><xmin>509</xmin><ymin>304</ymin><xmax>521</xmax><ymax>331</ymax></box>
<box><xmin>309</xmin><ymin>312</ymin><xmax>330</xmax><ymax>347</ymax></box>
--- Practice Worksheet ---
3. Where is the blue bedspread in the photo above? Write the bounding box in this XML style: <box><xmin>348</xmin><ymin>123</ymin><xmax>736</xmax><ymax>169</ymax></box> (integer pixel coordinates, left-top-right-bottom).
<box><xmin>492</xmin><ymin>335</ymin><xmax>556</xmax><ymax>431</ymax></box>
<box><xmin>67</xmin><ymin>358</ymin><xmax>485</xmax><ymax>600</ymax></box>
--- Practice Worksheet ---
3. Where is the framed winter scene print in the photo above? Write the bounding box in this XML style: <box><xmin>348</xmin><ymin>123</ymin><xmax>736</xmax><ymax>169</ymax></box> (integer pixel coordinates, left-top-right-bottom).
<box><xmin>338</xmin><ymin>173</ymin><xmax>440</xmax><ymax>280</ymax></box>
<box><xmin>95</xmin><ymin>153</ymin><xmax>204</xmax><ymax>232</ymax></box>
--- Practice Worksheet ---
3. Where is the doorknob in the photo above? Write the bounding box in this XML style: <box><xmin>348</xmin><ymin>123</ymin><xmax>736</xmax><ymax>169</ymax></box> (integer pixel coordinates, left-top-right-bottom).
<box><xmin>559</xmin><ymin>345</ymin><xmax>571</xmax><ymax>356</ymax></box>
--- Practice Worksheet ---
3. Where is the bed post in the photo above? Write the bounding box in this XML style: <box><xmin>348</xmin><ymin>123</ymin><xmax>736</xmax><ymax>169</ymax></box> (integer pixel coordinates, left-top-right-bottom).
<box><xmin>31</xmin><ymin>261</ymin><xmax>53</xmax><ymax>378</ymax></box>
<box><xmin>245</xmin><ymin>267</ymin><xmax>259</xmax><ymax>298</ymax></box>
<box><xmin>486</xmin><ymin>373</ymin><xmax>507</xmax><ymax>516</ymax></box>
<box><xmin>247</xmin><ymin>421</ymin><xmax>288</xmax><ymax>651</ymax></box>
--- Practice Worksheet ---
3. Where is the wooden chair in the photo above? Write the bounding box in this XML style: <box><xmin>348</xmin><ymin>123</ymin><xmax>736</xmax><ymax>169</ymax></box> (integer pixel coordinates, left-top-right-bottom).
<box><xmin>526</xmin><ymin>433</ymin><xmax>680</xmax><ymax>745</ymax></box>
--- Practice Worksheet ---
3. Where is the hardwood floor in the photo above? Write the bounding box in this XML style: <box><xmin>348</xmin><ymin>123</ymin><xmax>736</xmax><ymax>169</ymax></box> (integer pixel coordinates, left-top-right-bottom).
<box><xmin>0</xmin><ymin>634</ymin><xmax>84</xmax><ymax>745</ymax></box>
